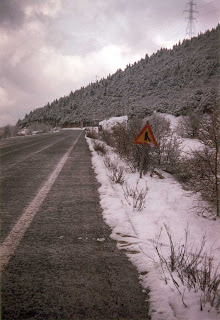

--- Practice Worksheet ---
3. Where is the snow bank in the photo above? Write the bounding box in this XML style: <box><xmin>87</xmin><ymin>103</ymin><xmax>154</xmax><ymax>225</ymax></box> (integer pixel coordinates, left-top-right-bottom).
<box><xmin>99</xmin><ymin>116</ymin><xmax>128</xmax><ymax>131</ymax></box>
<box><xmin>86</xmin><ymin>133</ymin><xmax>220</xmax><ymax>320</ymax></box>
<box><xmin>155</xmin><ymin>112</ymin><xmax>204</xmax><ymax>156</ymax></box>
<box><xmin>154</xmin><ymin>112</ymin><xmax>180</xmax><ymax>131</ymax></box>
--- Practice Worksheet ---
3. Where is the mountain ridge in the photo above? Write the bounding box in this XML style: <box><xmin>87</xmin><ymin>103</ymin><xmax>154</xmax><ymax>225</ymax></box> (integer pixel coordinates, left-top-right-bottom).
<box><xmin>18</xmin><ymin>24</ymin><xmax>220</xmax><ymax>127</ymax></box>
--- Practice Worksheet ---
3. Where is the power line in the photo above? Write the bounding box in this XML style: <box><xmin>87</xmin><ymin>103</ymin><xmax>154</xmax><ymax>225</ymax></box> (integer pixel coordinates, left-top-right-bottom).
<box><xmin>184</xmin><ymin>1</ymin><xmax>199</xmax><ymax>38</ymax></box>
<box><xmin>199</xmin><ymin>0</ymin><xmax>219</xmax><ymax>6</ymax></box>
<box><xmin>199</xmin><ymin>9</ymin><xmax>219</xmax><ymax>15</ymax></box>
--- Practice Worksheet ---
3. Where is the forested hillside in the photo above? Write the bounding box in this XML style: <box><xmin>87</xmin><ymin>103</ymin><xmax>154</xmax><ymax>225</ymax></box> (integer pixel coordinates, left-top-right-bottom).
<box><xmin>18</xmin><ymin>25</ymin><xmax>219</xmax><ymax>127</ymax></box>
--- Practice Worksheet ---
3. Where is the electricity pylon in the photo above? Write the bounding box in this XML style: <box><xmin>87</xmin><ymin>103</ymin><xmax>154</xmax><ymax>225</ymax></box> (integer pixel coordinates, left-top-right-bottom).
<box><xmin>184</xmin><ymin>0</ymin><xmax>198</xmax><ymax>38</ymax></box>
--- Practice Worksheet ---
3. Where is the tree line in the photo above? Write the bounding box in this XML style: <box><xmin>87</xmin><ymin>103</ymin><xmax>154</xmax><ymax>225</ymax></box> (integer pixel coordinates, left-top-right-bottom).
<box><xmin>17</xmin><ymin>25</ymin><xmax>219</xmax><ymax>128</ymax></box>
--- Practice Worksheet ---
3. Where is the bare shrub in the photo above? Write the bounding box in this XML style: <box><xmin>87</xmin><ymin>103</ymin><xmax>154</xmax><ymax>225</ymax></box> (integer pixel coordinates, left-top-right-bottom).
<box><xmin>100</xmin><ymin>129</ymin><xmax>114</xmax><ymax>146</ymax></box>
<box><xmin>124</xmin><ymin>158</ymin><xmax>137</xmax><ymax>174</ymax></box>
<box><xmin>183</xmin><ymin>148</ymin><xmax>218</xmax><ymax>214</ymax></box>
<box><xmin>122</xmin><ymin>181</ymin><xmax>148</xmax><ymax>211</ymax></box>
<box><xmin>145</xmin><ymin>114</ymin><xmax>181</xmax><ymax>173</ymax></box>
<box><xmin>177</xmin><ymin>111</ymin><xmax>203</xmax><ymax>138</ymax></box>
<box><xmin>86</xmin><ymin>129</ymin><xmax>98</xmax><ymax>139</ymax></box>
<box><xmin>179</xmin><ymin>108</ymin><xmax>220</xmax><ymax>217</ymax></box>
<box><xmin>103</xmin><ymin>156</ymin><xmax>126</xmax><ymax>184</ymax></box>
<box><xmin>147</xmin><ymin>113</ymin><xmax>171</xmax><ymax>144</ymax></box>
<box><xmin>92</xmin><ymin>140</ymin><xmax>107</xmax><ymax>155</ymax></box>
<box><xmin>100</xmin><ymin>118</ymin><xmax>144</xmax><ymax>173</ymax></box>
<box><xmin>108</xmin><ymin>165</ymin><xmax>126</xmax><ymax>184</ymax></box>
<box><xmin>153</xmin><ymin>224</ymin><xmax>220</xmax><ymax>311</ymax></box>
<box><xmin>103</xmin><ymin>156</ymin><xmax>116</xmax><ymax>170</ymax></box>
<box><xmin>111</xmin><ymin>118</ymin><xmax>143</xmax><ymax>159</ymax></box>
<box><xmin>112</xmin><ymin>122</ymin><xmax>132</xmax><ymax>157</ymax></box>
<box><xmin>155</xmin><ymin>134</ymin><xmax>182</xmax><ymax>174</ymax></box>
<box><xmin>0</xmin><ymin>125</ymin><xmax>18</xmax><ymax>138</ymax></box>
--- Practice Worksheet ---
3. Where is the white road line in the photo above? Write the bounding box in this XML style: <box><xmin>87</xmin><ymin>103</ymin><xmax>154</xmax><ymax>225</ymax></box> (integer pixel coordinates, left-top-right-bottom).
<box><xmin>2</xmin><ymin>133</ymin><xmax>74</xmax><ymax>172</ymax></box>
<box><xmin>0</xmin><ymin>132</ymin><xmax>82</xmax><ymax>273</ymax></box>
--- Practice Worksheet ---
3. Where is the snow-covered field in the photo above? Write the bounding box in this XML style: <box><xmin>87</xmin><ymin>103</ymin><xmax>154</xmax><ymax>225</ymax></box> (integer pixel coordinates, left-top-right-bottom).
<box><xmin>86</xmin><ymin>115</ymin><xmax>220</xmax><ymax>320</ymax></box>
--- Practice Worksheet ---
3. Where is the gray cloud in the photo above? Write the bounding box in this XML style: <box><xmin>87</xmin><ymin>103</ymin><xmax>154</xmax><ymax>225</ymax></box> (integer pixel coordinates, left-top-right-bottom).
<box><xmin>0</xmin><ymin>0</ymin><xmax>219</xmax><ymax>126</ymax></box>
<box><xmin>48</xmin><ymin>0</ymin><xmax>187</xmax><ymax>57</ymax></box>
<box><xmin>0</xmin><ymin>0</ymin><xmax>25</xmax><ymax>29</ymax></box>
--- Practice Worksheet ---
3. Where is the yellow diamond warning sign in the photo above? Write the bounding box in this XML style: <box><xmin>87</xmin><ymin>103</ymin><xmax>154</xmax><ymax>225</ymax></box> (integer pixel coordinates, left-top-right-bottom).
<box><xmin>134</xmin><ymin>122</ymin><xmax>158</xmax><ymax>146</ymax></box>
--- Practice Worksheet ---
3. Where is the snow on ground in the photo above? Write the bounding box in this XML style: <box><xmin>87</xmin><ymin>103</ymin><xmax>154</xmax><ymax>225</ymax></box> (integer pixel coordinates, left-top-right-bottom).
<box><xmin>99</xmin><ymin>115</ymin><xmax>128</xmax><ymax>131</ymax></box>
<box><xmin>155</xmin><ymin>112</ymin><xmax>180</xmax><ymax>131</ymax></box>
<box><xmin>180</xmin><ymin>137</ymin><xmax>203</xmax><ymax>156</ymax></box>
<box><xmin>86</xmin><ymin>115</ymin><xmax>220</xmax><ymax>320</ymax></box>
<box><xmin>155</xmin><ymin>112</ymin><xmax>203</xmax><ymax>156</ymax></box>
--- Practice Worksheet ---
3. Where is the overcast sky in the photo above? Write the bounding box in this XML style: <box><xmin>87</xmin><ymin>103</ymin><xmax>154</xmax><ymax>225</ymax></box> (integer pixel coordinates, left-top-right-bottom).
<box><xmin>0</xmin><ymin>0</ymin><xmax>219</xmax><ymax>126</ymax></box>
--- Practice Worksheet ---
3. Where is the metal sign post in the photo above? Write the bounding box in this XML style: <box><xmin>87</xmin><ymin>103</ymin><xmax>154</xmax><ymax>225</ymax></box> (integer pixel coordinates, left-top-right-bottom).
<box><xmin>139</xmin><ymin>146</ymin><xmax>146</xmax><ymax>178</ymax></box>
<box><xmin>134</xmin><ymin>122</ymin><xmax>158</xmax><ymax>178</ymax></box>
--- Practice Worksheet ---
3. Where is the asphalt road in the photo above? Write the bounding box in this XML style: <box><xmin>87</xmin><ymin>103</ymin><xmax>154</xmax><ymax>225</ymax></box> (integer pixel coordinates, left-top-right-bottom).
<box><xmin>0</xmin><ymin>131</ymin><xmax>150</xmax><ymax>320</ymax></box>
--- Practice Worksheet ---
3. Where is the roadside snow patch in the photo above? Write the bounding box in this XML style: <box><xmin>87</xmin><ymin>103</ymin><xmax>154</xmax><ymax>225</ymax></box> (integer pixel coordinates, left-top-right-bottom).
<box><xmin>86</xmin><ymin>135</ymin><xmax>220</xmax><ymax>320</ymax></box>
<box><xmin>99</xmin><ymin>116</ymin><xmax>128</xmax><ymax>131</ymax></box>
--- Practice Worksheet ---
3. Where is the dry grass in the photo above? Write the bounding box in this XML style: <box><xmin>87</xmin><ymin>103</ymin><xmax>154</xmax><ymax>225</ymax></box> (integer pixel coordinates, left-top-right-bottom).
<box><xmin>122</xmin><ymin>181</ymin><xmax>148</xmax><ymax>211</ymax></box>
<box><xmin>92</xmin><ymin>140</ymin><xmax>107</xmax><ymax>155</ymax></box>
<box><xmin>86</xmin><ymin>129</ymin><xmax>98</xmax><ymax>139</ymax></box>
<box><xmin>153</xmin><ymin>224</ymin><xmax>220</xmax><ymax>311</ymax></box>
